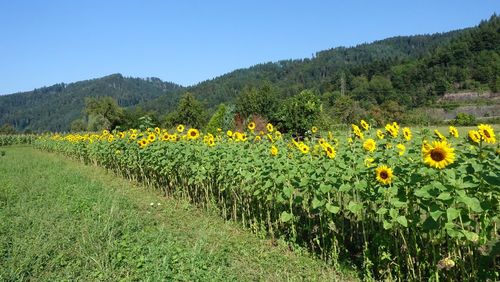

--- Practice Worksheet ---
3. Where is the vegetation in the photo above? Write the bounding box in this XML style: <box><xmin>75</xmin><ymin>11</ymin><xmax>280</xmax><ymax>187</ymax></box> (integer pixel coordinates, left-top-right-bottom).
<box><xmin>0</xmin><ymin>146</ymin><xmax>352</xmax><ymax>281</ymax></box>
<box><xmin>1</xmin><ymin>15</ymin><xmax>499</xmax><ymax>133</ymax></box>
<box><xmin>34</xmin><ymin>121</ymin><xmax>499</xmax><ymax>280</ymax></box>
<box><xmin>0</xmin><ymin>74</ymin><xmax>182</xmax><ymax>132</ymax></box>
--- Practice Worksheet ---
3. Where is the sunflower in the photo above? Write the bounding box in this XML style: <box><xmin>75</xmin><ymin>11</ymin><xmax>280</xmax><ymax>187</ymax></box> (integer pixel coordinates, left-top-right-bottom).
<box><xmin>363</xmin><ymin>139</ymin><xmax>376</xmax><ymax>152</ymax></box>
<box><xmin>402</xmin><ymin>127</ymin><xmax>412</xmax><ymax>141</ymax></box>
<box><xmin>324</xmin><ymin>143</ymin><xmax>336</xmax><ymax>159</ymax></box>
<box><xmin>478</xmin><ymin>124</ymin><xmax>496</xmax><ymax>144</ymax></box>
<box><xmin>375</xmin><ymin>165</ymin><xmax>393</xmax><ymax>185</ymax></box>
<box><xmin>311</xmin><ymin>126</ymin><xmax>318</xmax><ymax>134</ymax></box>
<box><xmin>187</xmin><ymin>128</ymin><xmax>200</xmax><ymax>140</ymax></box>
<box><xmin>434</xmin><ymin>129</ymin><xmax>446</xmax><ymax>141</ymax></box>
<box><xmin>396</xmin><ymin>143</ymin><xmax>406</xmax><ymax>156</ymax></box>
<box><xmin>162</xmin><ymin>133</ymin><xmax>170</xmax><ymax>141</ymax></box>
<box><xmin>154</xmin><ymin>127</ymin><xmax>161</xmax><ymax>134</ymax></box>
<box><xmin>376</xmin><ymin>129</ymin><xmax>385</xmax><ymax>140</ymax></box>
<box><xmin>266</xmin><ymin>123</ymin><xmax>274</xmax><ymax>132</ymax></box>
<box><xmin>270</xmin><ymin>145</ymin><xmax>278</xmax><ymax>156</ymax></box>
<box><xmin>148</xmin><ymin>133</ymin><xmax>156</xmax><ymax>143</ymax></box>
<box><xmin>138</xmin><ymin>138</ymin><xmax>148</xmax><ymax>148</ymax></box>
<box><xmin>254</xmin><ymin>136</ymin><xmax>261</xmax><ymax>142</ymax></box>
<box><xmin>364</xmin><ymin>157</ymin><xmax>375</xmax><ymax>168</ymax></box>
<box><xmin>247</xmin><ymin>122</ymin><xmax>256</xmax><ymax>131</ymax></box>
<box><xmin>328</xmin><ymin>131</ymin><xmax>334</xmax><ymax>140</ymax></box>
<box><xmin>449</xmin><ymin>126</ymin><xmax>459</xmax><ymax>138</ymax></box>
<box><xmin>468</xmin><ymin>130</ymin><xmax>481</xmax><ymax>144</ymax></box>
<box><xmin>422</xmin><ymin>140</ymin><xmax>455</xmax><ymax>169</ymax></box>
<box><xmin>274</xmin><ymin>131</ymin><xmax>282</xmax><ymax>139</ymax></box>
<box><xmin>318</xmin><ymin>138</ymin><xmax>326</xmax><ymax>147</ymax></box>
<box><xmin>352</xmin><ymin>124</ymin><xmax>364</xmax><ymax>139</ymax></box>
<box><xmin>360</xmin><ymin>120</ymin><xmax>370</xmax><ymax>130</ymax></box>
<box><xmin>385</xmin><ymin>124</ymin><xmax>398</xmax><ymax>138</ymax></box>
<box><xmin>108</xmin><ymin>136</ymin><xmax>115</xmax><ymax>143</ymax></box>
<box><xmin>102</xmin><ymin>129</ymin><xmax>110</xmax><ymax>136</ymax></box>
<box><xmin>177</xmin><ymin>124</ymin><xmax>185</xmax><ymax>133</ymax></box>
<box><xmin>206</xmin><ymin>137</ymin><xmax>215</xmax><ymax>147</ymax></box>
<box><xmin>118</xmin><ymin>132</ymin><xmax>125</xmax><ymax>139</ymax></box>
<box><xmin>227</xmin><ymin>130</ymin><xmax>233</xmax><ymax>138</ymax></box>
<box><xmin>299</xmin><ymin>143</ymin><xmax>310</xmax><ymax>154</ymax></box>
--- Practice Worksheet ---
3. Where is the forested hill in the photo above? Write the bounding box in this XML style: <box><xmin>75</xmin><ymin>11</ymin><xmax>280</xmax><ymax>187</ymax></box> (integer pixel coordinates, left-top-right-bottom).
<box><xmin>0</xmin><ymin>74</ymin><xmax>183</xmax><ymax>131</ymax></box>
<box><xmin>1</xmin><ymin>15</ymin><xmax>498</xmax><ymax>132</ymax></box>
<box><xmin>141</xmin><ymin>27</ymin><xmax>466</xmax><ymax>114</ymax></box>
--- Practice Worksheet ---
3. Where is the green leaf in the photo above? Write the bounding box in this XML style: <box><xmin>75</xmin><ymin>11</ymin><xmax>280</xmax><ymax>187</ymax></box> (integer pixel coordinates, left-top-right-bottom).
<box><xmin>325</xmin><ymin>203</ymin><xmax>340</xmax><ymax>214</ymax></box>
<box><xmin>280</xmin><ymin>211</ymin><xmax>293</xmax><ymax>223</ymax></box>
<box><xmin>430</xmin><ymin>209</ymin><xmax>444</xmax><ymax>221</ymax></box>
<box><xmin>347</xmin><ymin>201</ymin><xmax>363</xmax><ymax>215</ymax></box>
<box><xmin>312</xmin><ymin>197</ymin><xmax>324</xmax><ymax>209</ymax></box>
<box><xmin>414</xmin><ymin>186</ymin><xmax>432</xmax><ymax>199</ymax></box>
<box><xmin>339</xmin><ymin>184</ymin><xmax>351</xmax><ymax>192</ymax></box>
<box><xmin>397</xmin><ymin>216</ymin><xmax>408</xmax><ymax>227</ymax></box>
<box><xmin>383</xmin><ymin>220</ymin><xmax>393</xmax><ymax>230</ymax></box>
<box><xmin>460</xmin><ymin>196</ymin><xmax>483</xmax><ymax>212</ymax></box>
<box><xmin>437</xmin><ymin>192</ymin><xmax>452</xmax><ymax>201</ymax></box>
<box><xmin>376</xmin><ymin>207</ymin><xmax>388</xmax><ymax>215</ymax></box>
<box><xmin>462</xmin><ymin>230</ymin><xmax>479</xmax><ymax>243</ymax></box>
<box><xmin>446</xmin><ymin>207</ymin><xmax>460</xmax><ymax>222</ymax></box>
<box><xmin>319</xmin><ymin>183</ymin><xmax>332</xmax><ymax>194</ymax></box>
<box><xmin>282</xmin><ymin>186</ymin><xmax>294</xmax><ymax>198</ymax></box>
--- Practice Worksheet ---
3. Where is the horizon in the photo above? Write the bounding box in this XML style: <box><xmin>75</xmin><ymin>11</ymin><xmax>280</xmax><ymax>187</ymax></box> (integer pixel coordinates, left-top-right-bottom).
<box><xmin>1</xmin><ymin>1</ymin><xmax>499</xmax><ymax>95</ymax></box>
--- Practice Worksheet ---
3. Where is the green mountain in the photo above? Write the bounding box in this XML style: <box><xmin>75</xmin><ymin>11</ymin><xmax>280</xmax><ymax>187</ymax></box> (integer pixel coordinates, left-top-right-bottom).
<box><xmin>0</xmin><ymin>74</ymin><xmax>183</xmax><ymax>131</ymax></box>
<box><xmin>142</xmin><ymin>28</ymin><xmax>465</xmax><ymax>115</ymax></box>
<box><xmin>1</xmin><ymin>15</ymin><xmax>498</xmax><ymax>132</ymax></box>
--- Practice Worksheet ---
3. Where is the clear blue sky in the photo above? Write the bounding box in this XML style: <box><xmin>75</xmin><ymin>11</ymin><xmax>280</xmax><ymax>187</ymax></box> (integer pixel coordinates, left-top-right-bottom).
<box><xmin>1</xmin><ymin>0</ymin><xmax>499</xmax><ymax>94</ymax></box>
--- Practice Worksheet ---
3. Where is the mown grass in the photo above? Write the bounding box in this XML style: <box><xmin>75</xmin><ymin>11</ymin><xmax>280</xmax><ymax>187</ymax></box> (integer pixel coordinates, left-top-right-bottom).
<box><xmin>0</xmin><ymin>146</ymin><xmax>357</xmax><ymax>281</ymax></box>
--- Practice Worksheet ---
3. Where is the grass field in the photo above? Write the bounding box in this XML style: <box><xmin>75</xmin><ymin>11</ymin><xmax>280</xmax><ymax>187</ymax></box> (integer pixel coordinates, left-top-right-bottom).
<box><xmin>0</xmin><ymin>146</ymin><xmax>356</xmax><ymax>281</ymax></box>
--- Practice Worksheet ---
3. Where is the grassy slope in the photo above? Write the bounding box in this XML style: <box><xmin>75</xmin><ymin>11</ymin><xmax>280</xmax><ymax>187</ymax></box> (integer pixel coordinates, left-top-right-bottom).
<box><xmin>0</xmin><ymin>146</ymin><xmax>356</xmax><ymax>281</ymax></box>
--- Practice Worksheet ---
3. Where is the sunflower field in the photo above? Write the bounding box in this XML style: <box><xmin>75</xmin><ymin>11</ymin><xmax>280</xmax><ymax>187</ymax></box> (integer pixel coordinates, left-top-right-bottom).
<box><xmin>34</xmin><ymin>122</ymin><xmax>499</xmax><ymax>280</ymax></box>
<box><xmin>0</xmin><ymin>134</ymin><xmax>36</xmax><ymax>146</ymax></box>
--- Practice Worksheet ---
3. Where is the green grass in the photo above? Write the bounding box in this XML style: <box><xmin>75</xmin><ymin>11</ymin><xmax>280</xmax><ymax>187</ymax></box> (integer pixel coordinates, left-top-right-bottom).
<box><xmin>0</xmin><ymin>146</ymin><xmax>356</xmax><ymax>281</ymax></box>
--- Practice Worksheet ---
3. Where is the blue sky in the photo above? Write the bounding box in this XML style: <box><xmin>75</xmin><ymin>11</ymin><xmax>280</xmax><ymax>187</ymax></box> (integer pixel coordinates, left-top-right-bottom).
<box><xmin>0</xmin><ymin>0</ymin><xmax>499</xmax><ymax>94</ymax></box>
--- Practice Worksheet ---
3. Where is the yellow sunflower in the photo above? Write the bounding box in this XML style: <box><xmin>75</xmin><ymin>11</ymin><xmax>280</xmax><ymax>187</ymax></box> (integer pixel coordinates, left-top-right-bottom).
<box><xmin>468</xmin><ymin>130</ymin><xmax>481</xmax><ymax>144</ymax></box>
<box><xmin>449</xmin><ymin>126</ymin><xmax>459</xmax><ymax>138</ymax></box>
<box><xmin>403</xmin><ymin>127</ymin><xmax>412</xmax><ymax>141</ymax></box>
<box><xmin>363</xmin><ymin>138</ymin><xmax>376</xmax><ymax>152</ymax></box>
<box><xmin>177</xmin><ymin>124</ymin><xmax>185</xmax><ymax>133</ymax></box>
<box><xmin>385</xmin><ymin>124</ymin><xmax>398</xmax><ymax>138</ymax></box>
<box><xmin>162</xmin><ymin>133</ymin><xmax>170</xmax><ymax>141</ymax></box>
<box><xmin>274</xmin><ymin>131</ymin><xmax>282</xmax><ymax>139</ymax></box>
<box><xmin>360</xmin><ymin>120</ymin><xmax>370</xmax><ymax>130</ymax></box>
<box><xmin>248</xmin><ymin>122</ymin><xmax>256</xmax><ymax>131</ymax></box>
<box><xmin>477</xmin><ymin>124</ymin><xmax>496</xmax><ymax>144</ymax></box>
<box><xmin>376</xmin><ymin>129</ymin><xmax>385</xmax><ymax>140</ymax></box>
<box><xmin>422</xmin><ymin>140</ymin><xmax>455</xmax><ymax>169</ymax></box>
<box><xmin>375</xmin><ymin>165</ymin><xmax>393</xmax><ymax>185</ymax></box>
<box><xmin>352</xmin><ymin>124</ymin><xmax>364</xmax><ymax>139</ymax></box>
<box><xmin>266</xmin><ymin>123</ymin><xmax>274</xmax><ymax>132</ymax></box>
<box><xmin>270</xmin><ymin>145</ymin><xmax>278</xmax><ymax>156</ymax></box>
<box><xmin>364</xmin><ymin>157</ymin><xmax>375</xmax><ymax>168</ymax></box>
<box><xmin>299</xmin><ymin>143</ymin><xmax>310</xmax><ymax>154</ymax></box>
<box><xmin>396</xmin><ymin>143</ymin><xmax>406</xmax><ymax>156</ymax></box>
<box><xmin>187</xmin><ymin>128</ymin><xmax>200</xmax><ymax>140</ymax></box>
<box><xmin>154</xmin><ymin>127</ymin><xmax>161</xmax><ymax>134</ymax></box>
<box><xmin>311</xmin><ymin>126</ymin><xmax>318</xmax><ymax>134</ymax></box>
<box><xmin>227</xmin><ymin>130</ymin><xmax>233</xmax><ymax>138</ymax></box>
<box><xmin>324</xmin><ymin>143</ymin><xmax>336</xmax><ymax>159</ymax></box>
<box><xmin>148</xmin><ymin>133</ymin><xmax>156</xmax><ymax>143</ymax></box>
<box><xmin>138</xmin><ymin>138</ymin><xmax>148</xmax><ymax>148</ymax></box>
<box><xmin>434</xmin><ymin>129</ymin><xmax>446</xmax><ymax>141</ymax></box>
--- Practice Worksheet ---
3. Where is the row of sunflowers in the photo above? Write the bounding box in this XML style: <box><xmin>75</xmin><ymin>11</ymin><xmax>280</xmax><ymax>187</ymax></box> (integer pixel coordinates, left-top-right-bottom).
<box><xmin>34</xmin><ymin>121</ymin><xmax>498</xmax><ymax>280</ymax></box>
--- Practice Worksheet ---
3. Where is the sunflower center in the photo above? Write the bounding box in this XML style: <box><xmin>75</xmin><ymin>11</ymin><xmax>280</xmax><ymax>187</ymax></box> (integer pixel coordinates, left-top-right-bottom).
<box><xmin>191</xmin><ymin>131</ymin><xmax>196</xmax><ymax>136</ymax></box>
<box><xmin>380</xmin><ymin>171</ymin><xmax>388</xmax><ymax>179</ymax></box>
<box><xmin>483</xmin><ymin>130</ymin><xmax>490</xmax><ymax>138</ymax></box>
<box><xmin>430</xmin><ymin>148</ymin><xmax>445</xmax><ymax>162</ymax></box>
<box><xmin>327</xmin><ymin>147</ymin><xmax>333</xmax><ymax>154</ymax></box>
